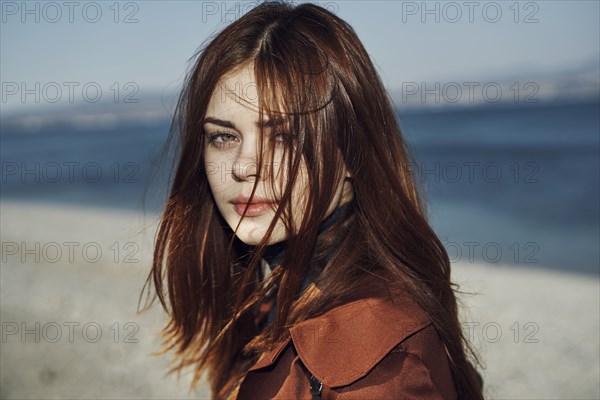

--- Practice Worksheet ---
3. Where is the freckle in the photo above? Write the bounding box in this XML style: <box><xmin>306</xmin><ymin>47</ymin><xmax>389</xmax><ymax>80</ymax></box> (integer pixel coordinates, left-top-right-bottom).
<box><xmin>38</xmin><ymin>367</ymin><xmax>57</xmax><ymax>384</ymax></box>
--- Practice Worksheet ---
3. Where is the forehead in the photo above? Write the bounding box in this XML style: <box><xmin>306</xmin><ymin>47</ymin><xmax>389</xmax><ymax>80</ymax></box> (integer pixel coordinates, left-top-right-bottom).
<box><xmin>206</xmin><ymin>63</ymin><xmax>260</xmax><ymax>120</ymax></box>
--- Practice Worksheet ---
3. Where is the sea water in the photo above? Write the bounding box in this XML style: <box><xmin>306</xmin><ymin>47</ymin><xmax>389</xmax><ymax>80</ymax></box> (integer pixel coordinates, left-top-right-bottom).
<box><xmin>1</xmin><ymin>99</ymin><xmax>598</xmax><ymax>274</ymax></box>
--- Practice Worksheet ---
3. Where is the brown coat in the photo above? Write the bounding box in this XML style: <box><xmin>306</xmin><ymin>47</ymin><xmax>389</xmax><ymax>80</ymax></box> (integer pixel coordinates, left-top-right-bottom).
<box><xmin>235</xmin><ymin>290</ymin><xmax>458</xmax><ymax>399</ymax></box>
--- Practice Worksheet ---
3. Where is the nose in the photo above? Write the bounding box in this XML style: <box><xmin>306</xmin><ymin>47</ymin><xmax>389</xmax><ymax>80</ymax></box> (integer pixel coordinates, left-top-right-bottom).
<box><xmin>232</xmin><ymin>160</ymin><xmax>260</xmax><ymax>182</ymax></box>
<box><xmin>231</xmin><ymin>135</ymin><xmax>262</xmax><ymax>182</ymax></box>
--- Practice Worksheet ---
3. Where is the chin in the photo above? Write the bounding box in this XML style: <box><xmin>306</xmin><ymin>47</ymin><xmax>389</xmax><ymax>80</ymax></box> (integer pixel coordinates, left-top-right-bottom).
<box><xmin>219</xmin><ymin>207</ymin><xmax>287</xmax><ymax>245</ymax></box>
<box><xmin>231</xmin><ymin>221</ymin><xmax>286</xmax><ymax>246</ymax></box>
<box><xmin>231</xmin><ymin>228</ymin><xmax>261</xmax><ymax>245</ymax></box>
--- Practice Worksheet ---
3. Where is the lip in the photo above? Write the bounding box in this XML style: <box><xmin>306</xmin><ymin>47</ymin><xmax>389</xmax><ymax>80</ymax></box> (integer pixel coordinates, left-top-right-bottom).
<box><xmin>230</xmin><ymin>195</ymin><xmax>276</xmax><ymax>217</ymax></box>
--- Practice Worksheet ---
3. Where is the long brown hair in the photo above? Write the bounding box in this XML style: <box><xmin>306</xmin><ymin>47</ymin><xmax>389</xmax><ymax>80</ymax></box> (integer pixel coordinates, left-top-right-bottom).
<box><xmin>140</xmin><ymin>1</ymin><xmax>484</xmax><ymax>398</ymax></box>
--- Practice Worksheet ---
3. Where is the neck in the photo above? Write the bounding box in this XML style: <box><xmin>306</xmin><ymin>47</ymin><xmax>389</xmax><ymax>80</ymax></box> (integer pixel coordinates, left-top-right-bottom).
<box><xmin>260</xmin><ymin>200</ymin><xmax>352</xmax><ymax>271</ymax></box>
<box><xmin>257</xmin><ymin>201</ymin><xmax>353</xmax><ymax>326</ymax></box>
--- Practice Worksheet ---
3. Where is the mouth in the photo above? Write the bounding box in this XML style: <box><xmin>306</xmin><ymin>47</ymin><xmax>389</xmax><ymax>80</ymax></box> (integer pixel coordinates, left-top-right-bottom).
<box><xmin>230</xmin><ymin>195</ymin><xmax>276</xmax><ymax>217</ymax></box>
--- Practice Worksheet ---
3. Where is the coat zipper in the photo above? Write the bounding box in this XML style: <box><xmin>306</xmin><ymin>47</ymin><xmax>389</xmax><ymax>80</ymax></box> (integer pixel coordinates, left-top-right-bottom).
<box><xmin>308</xmin><ymin>374</ymin><xmax>323</xmax><ymax>400</ymax></box>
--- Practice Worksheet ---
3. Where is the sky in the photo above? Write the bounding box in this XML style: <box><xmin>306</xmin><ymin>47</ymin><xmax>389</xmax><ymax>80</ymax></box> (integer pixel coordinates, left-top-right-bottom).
<box><xmin>1</xmin><ymin>0</ymin><xmax>599</xmax><ymax>113</ymax></box>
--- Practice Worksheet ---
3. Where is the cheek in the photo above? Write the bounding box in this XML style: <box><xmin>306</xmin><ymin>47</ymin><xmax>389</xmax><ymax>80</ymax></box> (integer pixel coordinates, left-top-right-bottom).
<box><xmin>204</xmin><ymin>151</ymin><xmax>232</xmax><ymax>191</ymax></box>
<box><xmin>296</xmin><ymin>160</ymin><xmax>310</xmax><ymax>192</ymax></box>
<box><xmin>287</xmin><ymin>163</ymin><xmax>311</xmax><ymax>214</ymax></box>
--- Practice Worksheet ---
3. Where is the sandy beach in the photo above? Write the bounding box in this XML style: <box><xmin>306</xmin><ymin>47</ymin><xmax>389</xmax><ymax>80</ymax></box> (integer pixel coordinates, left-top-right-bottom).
<box><xmin>1</xmin><ymin>200</ymin><xmax>598</xmax><ymax>399</ymax></box>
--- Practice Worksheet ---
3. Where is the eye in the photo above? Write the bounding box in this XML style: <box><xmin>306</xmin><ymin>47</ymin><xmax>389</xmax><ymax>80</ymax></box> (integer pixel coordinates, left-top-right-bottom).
<box><xmin>271</xmin><ymin>131</ymin><xmax>293</xmax><ymax>146</ymax></box>
<box><xmin>206</xmin><ymin>131</ymin><xmax>239</xmax><ymax>149</ymax></box>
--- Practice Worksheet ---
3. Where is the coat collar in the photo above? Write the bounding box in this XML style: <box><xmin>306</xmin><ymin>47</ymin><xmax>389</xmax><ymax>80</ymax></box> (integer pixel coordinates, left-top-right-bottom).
<box><xmin>260</xmin><ymin>201</ymin><xmax>354</xmax><ymax>325</ymax></box>
<box><xmin>247</xmin><ymin>289</ymin><xmax>432</xmax><ymax>388</ymax></box>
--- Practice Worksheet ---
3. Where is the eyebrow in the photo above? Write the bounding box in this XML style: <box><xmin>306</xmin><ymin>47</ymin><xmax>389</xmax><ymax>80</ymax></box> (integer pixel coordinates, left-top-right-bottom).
<box><xmin>203</xmin><ymin>116</ymin><xmax>287</xmax><ymax>130</ymax></box>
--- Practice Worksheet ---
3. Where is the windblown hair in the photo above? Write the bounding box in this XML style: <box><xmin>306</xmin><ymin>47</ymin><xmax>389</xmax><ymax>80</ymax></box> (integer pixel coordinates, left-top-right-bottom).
<box><xmin>140</xmin><ymin>1</ymin><xmax>484</xmax><ymax>399</ymax></box>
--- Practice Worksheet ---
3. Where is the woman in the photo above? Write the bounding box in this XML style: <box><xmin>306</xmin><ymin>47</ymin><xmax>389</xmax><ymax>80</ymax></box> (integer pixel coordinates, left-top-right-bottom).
<box><xmin>141</xmin><ymin>1</ymin><xmax>484</xmax><ymax>399</ymax></box>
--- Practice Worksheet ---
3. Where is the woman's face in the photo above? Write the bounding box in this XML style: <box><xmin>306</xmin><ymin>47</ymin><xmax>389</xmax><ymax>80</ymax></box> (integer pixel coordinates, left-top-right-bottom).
<box><xmin>203</xmin><ymin>63</ymin><xmax>352</xmax><ymax>245</ymax></box>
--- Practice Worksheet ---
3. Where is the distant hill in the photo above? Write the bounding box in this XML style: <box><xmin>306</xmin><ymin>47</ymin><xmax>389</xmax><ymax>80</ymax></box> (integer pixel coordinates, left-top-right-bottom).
<box><xmin>2</xmin><ymin>62</ymin><xmax>598</xmax><ymax>134</ymax></box>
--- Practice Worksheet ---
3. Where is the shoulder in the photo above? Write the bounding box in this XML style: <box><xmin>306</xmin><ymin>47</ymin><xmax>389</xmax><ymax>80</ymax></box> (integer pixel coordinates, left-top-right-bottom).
<box><xmin>289</xmin><ymin>291</ymin><xmax>457</xmax><ymax>398</ymax></box>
